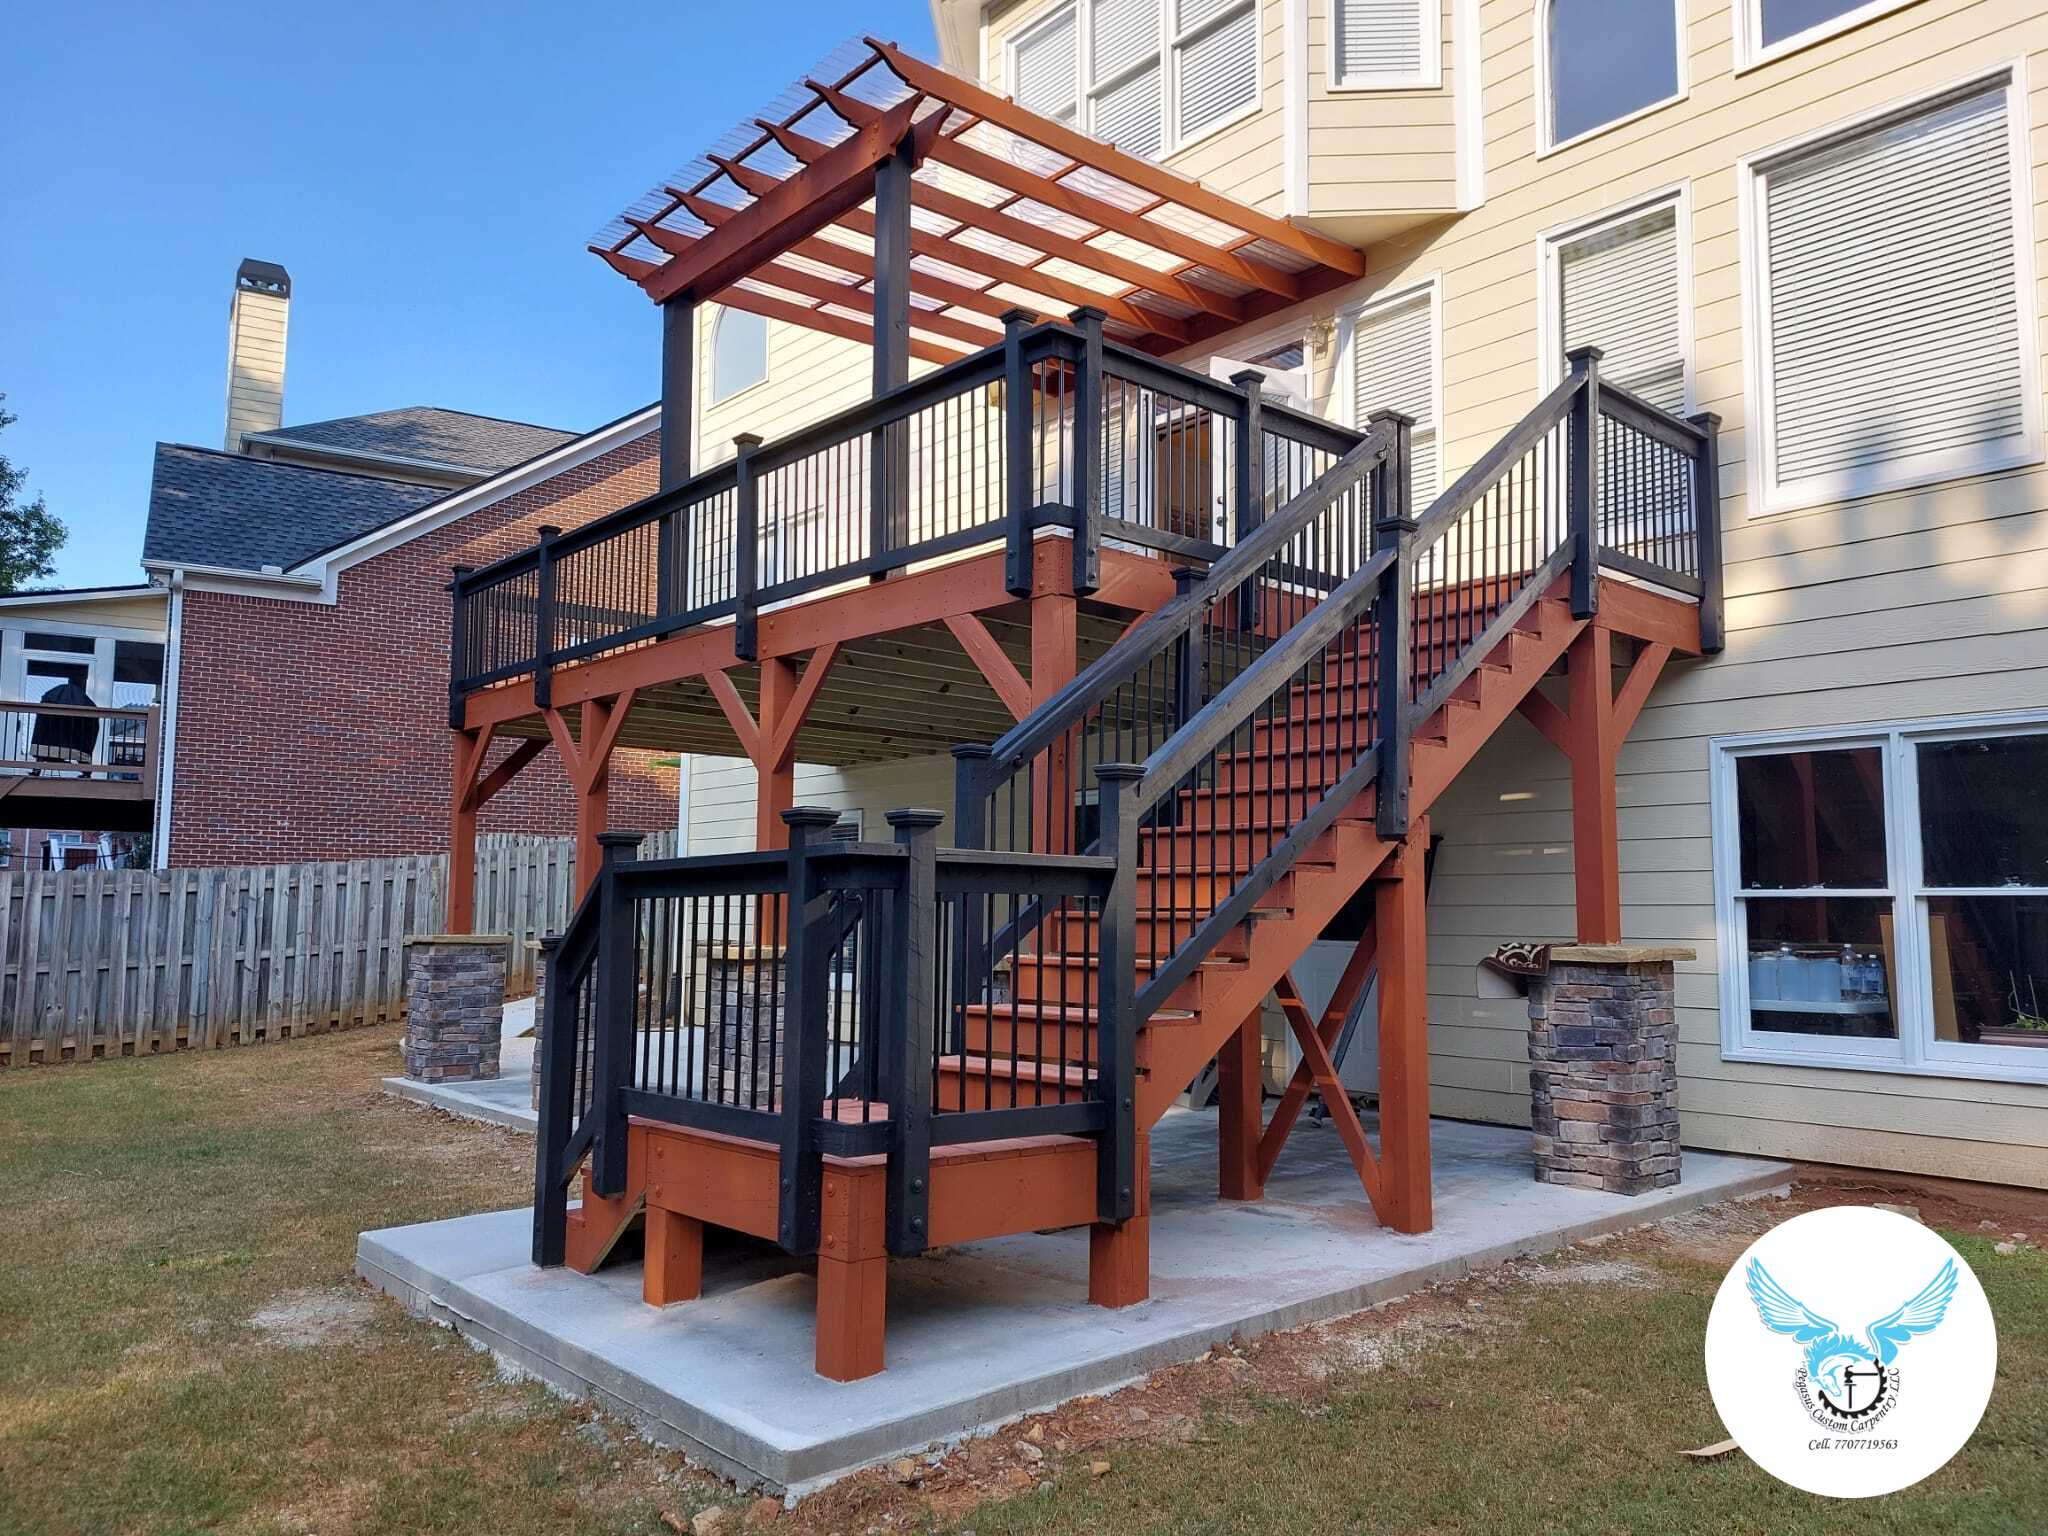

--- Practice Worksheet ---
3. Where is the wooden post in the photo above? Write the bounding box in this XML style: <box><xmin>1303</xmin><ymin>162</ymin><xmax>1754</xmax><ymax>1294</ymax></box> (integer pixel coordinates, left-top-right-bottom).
<box><xmin>1689</xmin><ymin>411</ymin><xmax>1725</xmax><ymax>654</ymax></box>
<box><xmin>1373</xmin><ymin>412</ymin><xmax>1416</xmax><ymax>840</ymax></box>
<box><xmin>448</xmin><ymin>728</ymin><xmax>480</xmax><ymax>935</ymax></box>
<box><xmin>778</xmin><ymin>806</ymin><xmax>840</xmax><ymax>1256</ymax></box>
<box><xmin>533</xmin><ymin>524</ymin><xmax>561</xmax><ymax>710</ymax></box>
<box><xmin>884</xmin><ymin>808</ymin><xmax>943</xmax><ymax>1255</ymax></box>
<box><xmin>643</xmin><ymin>1206</ymin><xmax>704</xmax><ymax>1306</ymax></box>
<box><xmin>659</xmin><ymin>298</ymin><xmax>695</xmax><ymax>616</ymax></box>
<box><xmin>1002</xmin><ymin>309</ymin><xmax>1035</xmax><ymax>598</ymax></box>
<box><xmin>532</xmin><ymin>931</ymin><xmax>573</xmax><ymax>1265</ymax></box>
<box><xmin>447</xmin><ymin>563</ymin><xmax>473</xmax><ymax>729</ymax></box>
<box><xmin>588</xmin><ymin>830</ymin><xmax>643</xmax><ymax>1197</ymax></box>
<box><xmin>1088</xmin><ymin>1129</ymin><xmax>1149</xmax><ymax>1307</ymax></box>
<box><xmin>1567</xmin><ymin>346</ymin><xmax>1603</xmax><ymax>620</ymax></box>
<box><xmin>733</xmin><ymin>433</ymin><xmax>764</xmax><ymax>661</ymax></box>
<box><xmin>755</xmin><ymin>656</ymin><xmax>799</xmax><ymax>852</ymax></box>
<box><xmin>573</xmin><ymin>696</ymin><xmax>616</xmax><ymax>902</ymax></box>
<box><xmin>1030</xmin><ymin>591</ymin><xmax>1078</xmax><ymax>854</ymax></box>
<box><xmin>1069</xmin><ymin>306</ymin><xmax>1105</xmax><ymax>595</ymax></box>
<box><xmin>1374</xmin><ymin>821</ymin><xmax>1432</xmax><ymax>1234</ymax></box>
<box><xmin>871</xmin><ymin>137</ymin><xmax>914</xmax><ymax>568</ymax></box>
<box><xmin>1093</xmin><ymin>763</ymin><xmax>1143</xmax><ymax>1235</ymax></box>
<box><xmin>1217</xmin><ymin>1007</ymin><xmax>1264</xmax><ymax>1201</ymax></box>
<box><xmin>1567</xmin><ymin>625</ymin><xmax>1622</xmax><ymax>945</ymax></box>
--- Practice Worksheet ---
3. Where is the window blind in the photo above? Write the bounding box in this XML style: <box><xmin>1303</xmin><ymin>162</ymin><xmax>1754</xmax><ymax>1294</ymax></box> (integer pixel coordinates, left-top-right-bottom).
<box><xmin>1559</xmin><ymin>204</ymin><xmax>1685</xmax><ymax>413</ymax></box>
<box><xmin>1352</xmin><ymin>291</ymin><xmax>1440</xmax><ymax>499</ymax></box>
<box><xmin>1176</xmin><ymin>1</ymin><xmax>1256</xmax><ymax>138</ymax></box>
<box><xmin>1762</xmin><ymin>83</ymin><xmax>2025</xmax><ymax>489</ymax></box>
<box><xmin>1014</xmin><ymin>9</ymin><xmax>1079</xmax><ymax>121</ymax></box>
<box><xmin>1333</xmin><ymin>0</ymin><xmax>1426</xmax><ymax>87</ymax></box>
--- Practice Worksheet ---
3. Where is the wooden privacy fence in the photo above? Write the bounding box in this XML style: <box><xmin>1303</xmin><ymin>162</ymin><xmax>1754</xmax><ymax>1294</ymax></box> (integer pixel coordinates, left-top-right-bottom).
<box><xmin>0</xmin><ymin>831</ymin><xmax>678</xmax><ymax>1066</ymax></box>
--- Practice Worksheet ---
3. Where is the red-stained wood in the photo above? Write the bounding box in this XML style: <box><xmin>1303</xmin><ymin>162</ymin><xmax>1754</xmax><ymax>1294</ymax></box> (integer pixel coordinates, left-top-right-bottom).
<box><xmin>1256</xmin><ymin>925</ymin><xmax>1379</xmax><ymax>1185</ymax></box>
<box><xmin>464</xmin><ymin>736</ymin><xmax>547</xmax><ymax>814</ymax></box>
<box><xmin>1514</xmin><ymin>688</ymin><xmax>1573</xmax><ymax>757</ymax></box>
<box><xmin>1567</xmin><ymin>626</ymin><xmax>1622</xmax><ymax>945</ymax></box>
<box><xmin>1272</xmin><ymin>971</ymin><xmax>1383</xmax><ymax>1207</ymax></box>
<box><xmin>765</xmin><ymin>642</ymin><xmax>841</xmax><ymax>770</ymax></box>
<box><xmin>1029</xmin><ymin>592</ymin><xmax>1079</xmax><ymax>854</ymax></box>
<box><xmin>1373</xmin><ymin>824</ymin><xmax>1432</xmax><ymax>1234</ymax></box>
<box><xmin>642</xmin><ymin>1206</ymin><xmax>704</xmax><ymax>1307</ymax></box>
<box><xmin>1216</xmin><ymin>1009</ymin><xmax>1265</xmax><ymax>1201</ymax></box>
<box><xmin>1088</xmin><ymin>1131</ymin><xmax>1150</xmax><ymax>1308</ymax></box>
<box><xmin>1612</xmin><ymin>640</ymin><xmax>1673</xmax><ymax>742</ymax></box>
<box><xmin>944</xmin><ymin>613</ymin><xmax>1032</xmax><ymax>722</ymax></box>
<box><xmin>755</xmin><ymin>658</ymin><xmax>799</xmax><ymax>852</ymax></box>
<box><xmin>703</xmin><ymin>669</ymin><xmax>761</xmax><ymax>760</ymax></box>
<box><xmin>710</xmin><ymin>284</ymin><xmax>970</xmax><ymax>367</ymax></box>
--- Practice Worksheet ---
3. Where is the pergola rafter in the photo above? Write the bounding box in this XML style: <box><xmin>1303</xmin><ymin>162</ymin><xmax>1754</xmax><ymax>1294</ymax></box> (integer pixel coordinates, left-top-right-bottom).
<box><xmin>588</xmin><ymin>36</ymin><xmax>1366</xmax><ymax>366</ymax></box>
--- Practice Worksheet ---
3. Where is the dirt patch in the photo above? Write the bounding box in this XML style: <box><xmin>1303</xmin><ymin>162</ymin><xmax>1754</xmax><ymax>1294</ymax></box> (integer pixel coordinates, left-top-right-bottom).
<box><xmin>248</xmin><ymin>1285</ymin><xmax>379</xmax><ymax>1348</ymax></box>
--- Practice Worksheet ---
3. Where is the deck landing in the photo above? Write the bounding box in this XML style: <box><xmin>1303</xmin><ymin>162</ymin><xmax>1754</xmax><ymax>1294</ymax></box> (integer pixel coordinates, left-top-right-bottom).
<box><xmin>356</xmin><ymin>1111</ymin><xmax>1788</xmax><ymax>1494</ymax></box>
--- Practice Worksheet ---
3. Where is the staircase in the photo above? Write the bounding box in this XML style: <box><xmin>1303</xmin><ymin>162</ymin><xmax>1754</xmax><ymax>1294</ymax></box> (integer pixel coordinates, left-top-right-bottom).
<box><xmin>531</xmin><ymin>353</ymin><xmax>1721</xmax><ymax>1379</ymax></box>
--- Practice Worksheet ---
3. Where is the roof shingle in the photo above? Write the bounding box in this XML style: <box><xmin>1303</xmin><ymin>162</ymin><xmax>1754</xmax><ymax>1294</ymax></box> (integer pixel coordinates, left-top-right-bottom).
<box><xmin>242</xmin><ymin>406</ymin><xmax>577</xmax><ymax>474</ymax></box>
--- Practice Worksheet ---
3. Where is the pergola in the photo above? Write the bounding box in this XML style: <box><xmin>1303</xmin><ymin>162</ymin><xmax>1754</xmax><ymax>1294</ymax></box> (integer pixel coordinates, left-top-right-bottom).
<box><xmin>589</xmin><ymin>36</ymin><xmax>1366</xmax><ymax>489</ymax></box>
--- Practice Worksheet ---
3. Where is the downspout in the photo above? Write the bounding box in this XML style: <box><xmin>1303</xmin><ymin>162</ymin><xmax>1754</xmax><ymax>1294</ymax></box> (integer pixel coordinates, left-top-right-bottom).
<box><xmin>153</xmin><ymin>570</ymin><xmax>185</xmax><ymax>870</ymax></box>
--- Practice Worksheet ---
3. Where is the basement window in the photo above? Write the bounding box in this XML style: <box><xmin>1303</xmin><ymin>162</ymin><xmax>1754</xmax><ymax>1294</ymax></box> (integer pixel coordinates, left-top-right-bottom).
<box><xmin>1713</xmin><ymin>714</ymin><xmax>2048</xmax><ymax>1085</ymax></box>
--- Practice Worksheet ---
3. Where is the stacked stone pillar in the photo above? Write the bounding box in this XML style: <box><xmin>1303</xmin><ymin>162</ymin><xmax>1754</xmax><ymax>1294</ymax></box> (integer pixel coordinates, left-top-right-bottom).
<box><xmin>402</xmin><ymin>935</ymin><xmax>510</xmax><ymax>1083</ymax></box>
<box><xmin>1526</xmin><ymin>945</ymin><xmax>1690</xmax><ymax>1193</ymax></box>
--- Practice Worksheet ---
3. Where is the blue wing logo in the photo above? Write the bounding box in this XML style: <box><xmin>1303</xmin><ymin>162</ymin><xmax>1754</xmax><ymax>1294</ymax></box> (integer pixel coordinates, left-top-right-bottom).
<box><xmin>1745</xmin><ymin>1257</ymin><xmax>1957</xmax><ymax>1427</ymax></box>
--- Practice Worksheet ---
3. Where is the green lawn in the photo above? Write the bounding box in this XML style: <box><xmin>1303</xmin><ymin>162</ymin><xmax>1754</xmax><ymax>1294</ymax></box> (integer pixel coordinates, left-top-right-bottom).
<box><xmin>1</xmin><ymin>1027</ymin><xmax>2042</xmax><ymax>1536</ymax></box>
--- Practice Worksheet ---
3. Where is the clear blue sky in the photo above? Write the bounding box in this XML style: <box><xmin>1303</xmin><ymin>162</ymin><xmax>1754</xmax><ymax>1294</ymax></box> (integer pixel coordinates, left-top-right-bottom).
<box><xmin>2</xmin><ymin>1</ymin><xmax>937</xmax><ymax>590</ymax></box>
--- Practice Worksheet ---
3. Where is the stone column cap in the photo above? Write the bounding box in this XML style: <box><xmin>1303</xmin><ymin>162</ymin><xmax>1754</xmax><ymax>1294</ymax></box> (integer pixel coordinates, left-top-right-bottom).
<box><xmin>1549</xmin><ymin>944</ymin><xmax>1696</xmax><ymax>964</ymax></box>
<box><xmin>404</xmin><ymin>933</ymin><xmax>513</xmax><ymax>948</ymax></box>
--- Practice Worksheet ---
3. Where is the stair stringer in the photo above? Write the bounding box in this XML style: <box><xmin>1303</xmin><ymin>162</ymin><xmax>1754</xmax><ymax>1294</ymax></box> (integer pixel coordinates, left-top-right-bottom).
<box><xmin>1135</xmin><ymin>583</ymin><xmax>1588</xmax><ymax>1127</ymax></box>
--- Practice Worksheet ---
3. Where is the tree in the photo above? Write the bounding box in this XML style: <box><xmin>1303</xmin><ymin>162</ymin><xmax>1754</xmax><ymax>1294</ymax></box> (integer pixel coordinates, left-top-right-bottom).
<box><xmin>0</xmin><ymin>396</ymin><xmax>68</xmax><ymax>594</ymax></box>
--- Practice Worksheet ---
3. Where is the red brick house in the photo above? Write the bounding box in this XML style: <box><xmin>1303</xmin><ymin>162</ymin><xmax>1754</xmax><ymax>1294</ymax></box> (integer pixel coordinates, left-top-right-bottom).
<box><xmin>139</xmin><ymin>261</ymin><xmax>675</xmax><ymax>866</ymax></box>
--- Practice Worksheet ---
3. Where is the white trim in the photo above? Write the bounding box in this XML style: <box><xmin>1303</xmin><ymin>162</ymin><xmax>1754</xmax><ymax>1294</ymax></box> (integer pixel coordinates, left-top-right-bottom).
<box><xmin>0</xmin><ymin>613</ymin><xmax>166</xmax><ymax>644</ymax></box>
<box><xmin>1733</xmin><ymin>0</ymin><xmax>1923</xmax><ymax>74</ymax></box>
<box><xmin>1452</xmin><ymin>0</ymin><xmax>1484</xmax><ymax>208</ymax></box>
<box><xmin>1283</xmin><ymin>0</ymin><xmax>1308</xmax><ymax>215</ymax></box>
<box><xmin>1736</xmin><ymin>62</ymin><xmax>2041</xmax><ymax>518</ymax></box>
<box><xmin>1534</xmin><ymin>182</ymin><xmax>1694</xmax><ymax>411</ymax></box>
<box><xmin>0</xmin><ymin>585</ymin><xmax>164</xmax><ymax>613</ymax></box>
<box><xmin>140</xmin><ymin>405</ymin><xmax>662</xmax><ymax>606</ymax></box>
<box><xmin>1710</xmin><ymin>707</ymin><xmax>2048</xmax><ymax>1088</ymax></box>
<box><xmin>153</xmin><ymin>574</ymin><xmax>184</xmax><ymax>870</ymax></box>
<box><xmin>1325</xmin><ymin>0</ymin><xmax>1441</xmax><ymax>94</ymax></box>
<box><xmin>1533</xmin><ymin>0</ymin><xmax>1688</xmax><ymax>158</ymax></box>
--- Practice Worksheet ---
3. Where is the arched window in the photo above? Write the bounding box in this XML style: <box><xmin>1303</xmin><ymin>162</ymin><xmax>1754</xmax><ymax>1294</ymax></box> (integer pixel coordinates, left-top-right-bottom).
<box><xmin>709</xmin><ymin>308</ymin><xmax>768</xmax><ymax>404</ymax></box>
<box><xmin>1542</xmin><ymin>0</ymin><xmax>1683</xmax><ymax>152</ymax></box>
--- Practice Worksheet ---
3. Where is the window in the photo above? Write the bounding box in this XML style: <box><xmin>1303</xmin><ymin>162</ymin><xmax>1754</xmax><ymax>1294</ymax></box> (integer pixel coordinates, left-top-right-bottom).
<box><xmin>1737</xmin><ymin>0</ymin><xmax>1923</xmax><ymax>69</ymax></box>
<box><xmin>709</xmin><ymin>308</ymin><xmax>768</xmax><ymax>404</ymax></box>
<box><xmin>1009</xmin><ymin>0</ymin><xmax>1258</xmax><ymax>158</ymax></box>
<box><xmin>1744</xmin><ymin>75</ymin><xmax>2037</xmax><ymax>512</ymax></box>
<box><xmin>1713</xmin><ymin>715</ymin><xmax>2048</xmax><ymax>1084</ymax></box>
<box><xmin>1330</xmin><ymin>0</ymin><xmax>1439</xmax><ymax>91</ymax></box>
<box><xmin>1545</xmin><ymin>193</ymin><xmax>1689</xmax><ymax>413</ymax></box>
<box><xmin>1540</xmin><ymin>0</ymin><xmax>1683</xmax><ymax>152</ymax></box>
<box><xmin>1345</xmin><ymin>283</ymin><xmax>1440</xmax><ymax>501</ymax></box>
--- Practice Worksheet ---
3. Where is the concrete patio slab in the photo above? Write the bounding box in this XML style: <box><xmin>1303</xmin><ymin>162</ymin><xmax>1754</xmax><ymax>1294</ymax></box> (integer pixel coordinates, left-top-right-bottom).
<box><xmin>381</xmin><ymin>999</ymin><xmax>538</xmax><ymax>1131</ymax></box>
<box><xmin>357</xmin><ymin>1110</ymin><xmax>1790</xmax><ymax>1494</ymax></box>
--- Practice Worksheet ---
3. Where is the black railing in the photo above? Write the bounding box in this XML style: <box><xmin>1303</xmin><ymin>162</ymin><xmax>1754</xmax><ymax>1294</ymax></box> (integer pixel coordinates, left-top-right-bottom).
<box><xmin>532</xmin><ymin>808</ymin><xmax>1118</xmax><ymax>1266</ymax></box>
<box><xmin>449</xmin><ymin>314</ymin><xmax>1361</xmax><ymax>716</ymax></box>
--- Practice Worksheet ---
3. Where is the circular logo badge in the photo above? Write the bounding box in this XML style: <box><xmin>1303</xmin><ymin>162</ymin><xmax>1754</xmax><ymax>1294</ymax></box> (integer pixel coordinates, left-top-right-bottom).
<box><xmin>1704</xmin><ymin>1206</ymin><xmax>1997</xmax><ymax>1498</ymax></box>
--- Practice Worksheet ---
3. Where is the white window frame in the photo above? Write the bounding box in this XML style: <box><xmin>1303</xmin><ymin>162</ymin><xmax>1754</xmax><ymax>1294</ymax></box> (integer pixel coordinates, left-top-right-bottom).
<box><xmin>707</xmin><ymin>305</ymin><xmax>770</xmax><ymax>408</ymax></box>
<box><xmin>1335</xmin><ymin>274</ymin><xmax>1444</xmax><ymax>501</ymax></box>
<box><xmin>1736</xmin><ymin>63</ymin><xmax>2042</xmax><ymax>517</ymax></box>
<box><xmin>1733</xmin><ymin>0</ymin><xmax>1923</xmax><ymax>74</ymax></box>
<box><xmin>1325</xmin><ymin>0</ymin><xmax>1442</xmax><ymax>94</ymax></box>
<box><xmin>1533</xmin><ymin>0</ymin><xmax>1689</xmax><ymax>158</ymax></box>
<box><xmin>1005</xmin><ymin>0</ymin><xmax>1262</xmax><ymax>161</ymax></box>
<box><xmin>1711</xmin><ymin>709</ymin><xmax>2048</xmax><ymax>1087</ymax></box>
<box><xmin>1535</xmin><ymin>183</ymin><xmax>1694</xmax><ymax>411</ymax></box>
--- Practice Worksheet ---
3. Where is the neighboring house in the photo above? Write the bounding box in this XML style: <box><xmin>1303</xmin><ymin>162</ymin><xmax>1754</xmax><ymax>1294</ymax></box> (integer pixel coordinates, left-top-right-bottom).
<box><xmin>139</xmin><ymin>260</ymin><xmax>676</xmax><ymax>866</ymax></box>
<box><xmin>537</xmin><ymin>0</ymin><xmax>2048</xmax><ymax>1189</ymax></box>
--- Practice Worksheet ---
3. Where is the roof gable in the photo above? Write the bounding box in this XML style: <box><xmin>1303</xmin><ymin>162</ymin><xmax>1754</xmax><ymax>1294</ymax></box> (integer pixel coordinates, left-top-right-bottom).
<box><xmin>241</xmin><ymin>407</ymin><xmax>577</xmax><ymax>475</ymax></box>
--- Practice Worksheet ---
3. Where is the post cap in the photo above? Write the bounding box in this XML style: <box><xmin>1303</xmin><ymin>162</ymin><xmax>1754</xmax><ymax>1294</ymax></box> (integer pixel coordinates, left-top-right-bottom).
<box><xmin>537</xmin><ymin>524</ymin><xmax>563</xmax><ymax>542</ymax></box>
<box><xmin>781</xmin><ymin>805</ymin><xmax>842</xmax><ymax>830</ymax></box>
<box><xmin>537</xmin><ymin>931</ymin><xmax>561</xmax><ymax>953</ymax></box>
<box><xmin>1688</xmin><ymin>410</ymin><xmax>1722</xmax><ymax>431</ymax></box>
<box><xmin>596</xmin><ymin>831</ymin><xmax>645</xmax><ymax>860</ymax></box>
<box><xmin>732</xmin><ymin>431</ymin><xmax>765</xmax><ymax>449</ymax></box>
<box><xmin>1566</xmin><ymin>345</ymin><xmax>1605</xmax><ymax>372</ymax></box>
<box><xmin>884</xmin><ymin>807</ymin><xmax>946</xmax><ymax>832</ymax></box>
<box><xmin>999</xmin><ymin>306</ymin><xmax>1035</xmax><ymax>329</ymax></box>
<box><xmin>1374</xmin><ymin>512</ymin><xmax>1420</xmax><ymax>536</ymax></box>
<box><xmin>1229</xmin><ymin>368</ymin><xmax>1269</xmax><ymax>392</ymax></box>
<box><xmin>1367</xmin><ymin>408</ymin><xmax>1416</xmax><ymax>431</ymax></box>
<box><xmin>1096</xmin><ymin>761</ymin><xmax>1145</xmax><ymax>784</ymax></box>
<box><xmin>1067</xmin><ymin>304</ymin><xmax>1107</xmax><ymax>327</ymax></box>
<box><xmin>950</xmin><ymin>741</ymin><xmax>995</xmax><ymax>760</ymax></box>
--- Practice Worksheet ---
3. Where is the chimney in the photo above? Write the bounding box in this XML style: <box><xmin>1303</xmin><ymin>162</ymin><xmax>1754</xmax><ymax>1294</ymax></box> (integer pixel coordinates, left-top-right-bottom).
<box><xmin>223</xmin><ymin>259</ymin><xmax>291</xmax><ymax>452</ymax></box>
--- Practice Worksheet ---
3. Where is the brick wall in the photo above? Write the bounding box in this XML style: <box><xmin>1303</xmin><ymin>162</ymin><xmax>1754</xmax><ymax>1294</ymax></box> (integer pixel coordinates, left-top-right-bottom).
<box><xmin>168</xmin><ymin>430</ymin><xmax>678</xmax><ymax>867</ymax></box>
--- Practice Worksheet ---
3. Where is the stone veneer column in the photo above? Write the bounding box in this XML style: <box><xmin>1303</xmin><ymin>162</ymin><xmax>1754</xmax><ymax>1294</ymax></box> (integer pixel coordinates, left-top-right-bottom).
<box><xmin>402</xmin><ymin>934</ymin><xmax>510</xmax><ymax>1084</ymax></box>
<box><xmin>701</xmin><ymin>943</ymin><xmax>786</xmax><ymax>1106</ymax></box>
<box><xmin>1525</xmin><ymin>945</ymin><xmax>1692</xmax><ymax>1194</ymax></box>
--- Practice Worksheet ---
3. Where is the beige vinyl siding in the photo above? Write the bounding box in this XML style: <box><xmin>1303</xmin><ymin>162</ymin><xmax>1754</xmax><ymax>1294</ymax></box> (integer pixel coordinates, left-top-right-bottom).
<box><xmin>686</xmin><ymin>752</ymin><xmax>961</xmax><ymax>856</ymax></box>
<box><xmin>1306</xmin><ymin>0</ymin><xmax>1461</xmax><ymax>224</ymax></box>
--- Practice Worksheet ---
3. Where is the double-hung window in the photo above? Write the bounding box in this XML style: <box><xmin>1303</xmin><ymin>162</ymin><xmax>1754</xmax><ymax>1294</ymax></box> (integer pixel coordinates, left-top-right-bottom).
<box><xmin>1736</xmin><ymin>1</ymin><xmax>1924</xmax><ymax>71</ymax></box>
<box><xmin>1010</xmin><ymin>0</ymin><xmax>1259</xmax><ymax>158</ymax></box>
<box><xmin>1545</xmin><ymin>193</ymin><xmax>1689</xmax><ymax>412</ymax></box>
<box><xmin>1329</xmin><ymin>0</ymin><xmax>1438</xmax><ymax>91</ymax></box>
<box><xmin>1714</xmin><ymin>715</ymin><xmax>2048</xmax><ymax>1085</ymax></box>
<box><xmin>1744</xmin><ymin>72</ymin><xmax>2039</xmax><ymax>513</ymax></box>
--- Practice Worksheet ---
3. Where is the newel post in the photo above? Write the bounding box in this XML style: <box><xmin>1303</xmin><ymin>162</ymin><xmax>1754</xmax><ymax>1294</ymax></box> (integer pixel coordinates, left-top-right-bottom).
<box><xmin>1094</xmin><ymin>762</ymin><xmax>1144</xmax><ymax>1225</ymax></box>
<box><xmin>1002</xmin><ymin>309</ymin><xmax>1036</xmax><ymax>598</ymax></box>
<box><xmin>884</xmin><ymin>807</ymin><xmax>944</xmax><ymax>1256</ymax></box>
<box><xmin>447</xmin><ymin>564</ymin><xmax>473</xmax><ymax>730</ymax></box>
<box><xmin>1069</xmin><ymin>306</ymin><xmax>1106</xmax><ymax>596</ymax></box>
<box><xmin>777</xmin><ymin>805</ymin><xmax>840</xmax><ymax>1255</ymax></box>
<box><xmin>950</xmin><ymin>743</ymin><xmax>992</xmax><ymax>1042</ymax></box>
<box><xmin>531</xmin><ymin>930</ymin><xmax>572</xmax><ymax>1266</ymax></box>
<box><xmin>733</xmin><ymin>433</ymin><xmax>764</xmax><ymax>662</ymax></box>
<box><xmin>588</xmin><ymin>830</ymin><xmax>644</xmax><ymax>1198</ymax></box>
<box><xmin>533</xmin><ymin>525</ymin><xmax>562</xmax><ymax>710</ymax></box>
<box><xmin>1567</xmin><ymin>345</ymin><xmax>1603</xmax><ymax>619</ymax></box>
<box><xmin>1371</xmin><ymin>411</ymin><xmax>1417</xmax><ymax>840</ymax></box>
<box><xmin>659</xmin><ymin>296</ymin><xmax>695</xmax><ymax>617</ymax></box>
<box><xmin>1689</xmin><ymin>410</ymin><xmax>1725</xmax><ymax>654</ymax></box>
